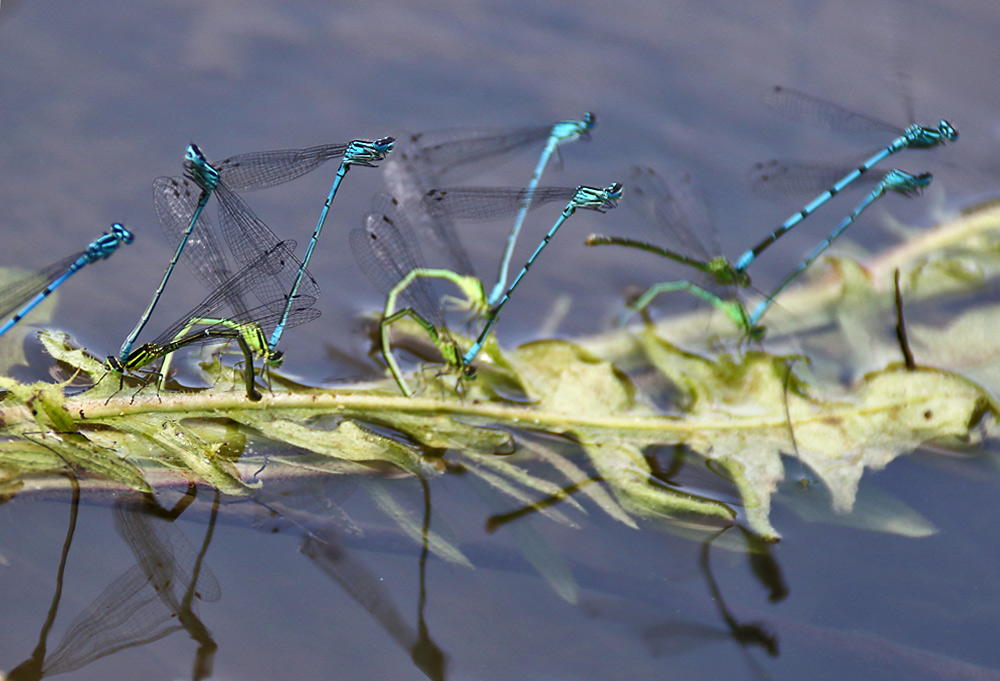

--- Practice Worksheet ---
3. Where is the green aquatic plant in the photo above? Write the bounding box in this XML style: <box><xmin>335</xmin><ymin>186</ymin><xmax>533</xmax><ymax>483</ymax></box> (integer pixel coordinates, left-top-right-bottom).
<box><xmin>0</xmin><ymin>200</ymin><xmax>999</xmax><ymax>548</ymax></box>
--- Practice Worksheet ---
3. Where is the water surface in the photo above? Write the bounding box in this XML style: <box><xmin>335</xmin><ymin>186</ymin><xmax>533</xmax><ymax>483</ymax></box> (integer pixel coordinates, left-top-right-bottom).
<box><xmin>1</xmin><ymin>0</ymin><xmax>999</xmax><ymax>679</ymax></box>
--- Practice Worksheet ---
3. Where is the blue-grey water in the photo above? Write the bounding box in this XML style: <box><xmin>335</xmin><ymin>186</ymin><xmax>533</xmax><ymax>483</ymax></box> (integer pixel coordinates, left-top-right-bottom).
<box><xmin>1</xmin><ymin>0</ymin><xmax>1000</xmax><ymax>679</ymax></box>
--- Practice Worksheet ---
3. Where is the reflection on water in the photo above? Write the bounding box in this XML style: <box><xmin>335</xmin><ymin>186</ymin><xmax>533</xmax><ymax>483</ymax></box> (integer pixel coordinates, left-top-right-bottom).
<box><xmin>5</xmin><ymin>474</ymin><xmax>81</xmax><ymax>681</ymax></box>
<box><xmin>292</xmin><ymin>478</ymin><xmax>446</xmax><ymax>681</ymax></box>
<box><xmin>3</xmin><ymin>449</ymin><xmax>1000</xmax><ymax>679</ymax></box>
<box><xmin>3</xmin><ymin>473</ymin><xmax>454</xmax><ymax>681</ymax></box>
<box><xmin>6</xmin><ymin>487</ymin><xmax>220</xmax><ymax>681</ymax></box>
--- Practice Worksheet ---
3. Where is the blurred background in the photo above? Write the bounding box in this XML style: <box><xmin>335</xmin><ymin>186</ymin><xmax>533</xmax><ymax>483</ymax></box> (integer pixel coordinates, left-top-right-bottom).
<box><xmin>1</xmin><ymin>0</ymin><xmax>994</xmax><ymax>380</ymax></box>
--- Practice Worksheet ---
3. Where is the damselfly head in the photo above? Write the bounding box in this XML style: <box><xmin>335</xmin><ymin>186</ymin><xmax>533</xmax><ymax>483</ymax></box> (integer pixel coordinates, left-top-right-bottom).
<box><xmin>603</xmin><ymin>182</ymin><xmax>624</xmax><ymax>207</ymax></box>
<box><xmin>183</xmin><ymin>143</ymin><xmax>220</xmax><ymax>189</ymax></box>
<box><xmin>110</xmin><ymin>223</ymin><xmax>135</xmax><ymax>244</ymax></box>
<box><xmin>575</xmin><ymin>112</ymin><xmax>597</xmax><ymax>140</ymax></box>
<box><xmin>185</xmin><ymin>144</ymin><xmax>207</xmax><ymax>164</ymax></box>
<box><xmin>939</xmin><ymin>120</ymin><xmax>958</xmax><ymax>141</ymax></box>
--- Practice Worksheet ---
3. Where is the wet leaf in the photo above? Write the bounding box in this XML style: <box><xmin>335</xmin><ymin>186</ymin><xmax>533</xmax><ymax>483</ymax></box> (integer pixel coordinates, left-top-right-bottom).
<box><xmin>527</xmin><ymin>438</ymin><xmax>636</xmax><ymax>529</ymax></box>
<box><xmin>511</xmin><ymin>340</ymin><xmax>737</xmax><ymax>523</ymax></box>
<box><xmin>583</xmin><ymin>441</ymin><xmax>736</xmax><ymax>524</ymax></box>
<box><xmin>908</xmin><ymin>303</ymin><xmax>1000</xmax><ymax>397</ymax></box>
<box><xmin>245</xmin><ymin>417</ymin><xmax>424</xmax><ymax>469</ymax></box>
<box><xmin>4</xmin><ymin>202</ymin><xmax>1000</xmax><ymax>550</ymax></box>
<box><xmin>637</xmin><ymin>331</ymin><xmax>995</xmax><ymax>538</ymax></box>
<box><xmin>0</xmin><ymin>268</ymin><xmax>59</xmax><ymax>374</ymax></box>
<box><xmin>513</xmin><ymin>340</ymin><xmax>637</xmax><ymax>417</ymax></box>
<box><xmin>459</xmin><ymin>453</ymin><xmax>580</xmax><ymax>528</ymax></box>
<box><xmin>109</xmin><ymin>415</ymin><xmax>250</xmax><ymax>496</ymax></box>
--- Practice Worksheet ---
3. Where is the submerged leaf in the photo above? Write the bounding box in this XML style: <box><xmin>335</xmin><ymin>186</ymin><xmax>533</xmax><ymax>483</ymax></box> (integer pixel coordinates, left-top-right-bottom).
<box><xmin>0</xmin><ymin>268</ymin><xmax>59</xmax><ymax>374</ymax></box>
<box><xmin>460</xmin><ymin>453</ymin><xmax>579</xmax><ymax>528</ymax></box>
<box><xmin>583</xmin><ymin>442</ymin><xmax>737</xmax><ymax>524</ymax></box>
<box><xmin>364</xmin><ymin>479</ymin><xmax>472</xmax><ymax>567</ymax></box>
<box><xmin>509</xmin><ymin>340</ymin><xmax>736</xmax><ymax>524</ymax></box>
<box><xmin>354</xmin><ymin>412</ymin><xmax>513</xmax><ymax>454</ymax></box>
<box><xmin>787</xmin><ymin>367</ymin><xmax>994</xmax><ymax>513</ymax></box>
<box><xmin>908</xmin><ymin>303</ymin><xmax>1000</xmax><ymax>398</ymax></box>
<box><xmin>777</xmin><ymin>471</ymin><xmax>938</xmax><ymax>537</ymax></box>
<box><xmin>523</xmin><ymin>437</ymin><xmax>637</xmax><ymax>529</ymax></box>
<box><xmin>636</xmin><ymin>330</ymin><xmax>995</xmax><ymax>538</ymax></box>
<box><xmin>0</xmin><ymin>431</ymin><xmax>152</xmax><ymax>494</ymax></box>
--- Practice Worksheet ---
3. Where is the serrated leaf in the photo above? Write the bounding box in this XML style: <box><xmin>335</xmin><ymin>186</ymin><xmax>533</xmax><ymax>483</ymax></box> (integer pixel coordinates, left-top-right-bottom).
<box><xmin>512</xmin><ymin>340</ymin><xmax>638</xmax><ymax>417</ymax></box>
<box><xmin>0</xmin><ymin>434</ymin><xmax>152</xmax><ymax>493</ymax></box>
<box><xmin>638</xmin><ymin>327</ymin><xmax>995</xmax><ymax>537</ymax></box>
<box><xmin>787</xmin><ymin>367</ymin><xmax>994</xmax><ymax>513</ymax></box>
<box><xmin>0</xmin><ymin>439</ymin><xmax>72</xmax><ymax>475</ymax></box>
<box><xmin>38</xmin><ymin>329</ymin><xmax>109</xmax><ymax>383</ymax></box>
<box><xmin>2</xmin><ymin>202</ymin><xmax>999</xmax><ymax>549</ymax></box>
<box><xmin>0</xmin><ymin>376</ymin><xmax>78</xmax><ymax>434</ymax></box>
